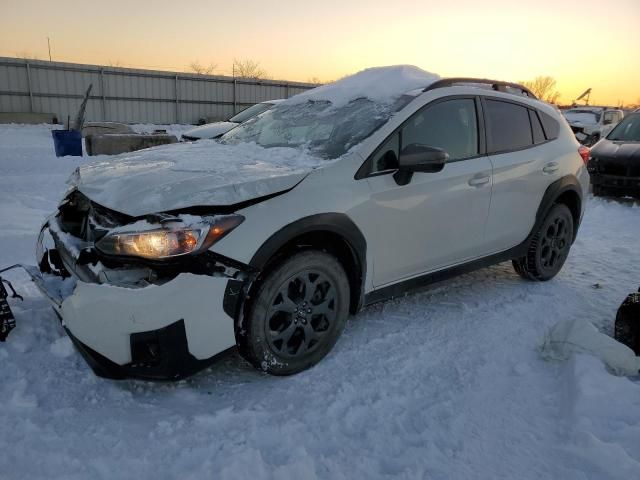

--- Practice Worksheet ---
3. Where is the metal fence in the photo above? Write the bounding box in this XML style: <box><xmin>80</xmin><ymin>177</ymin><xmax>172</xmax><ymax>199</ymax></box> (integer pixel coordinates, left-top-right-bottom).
<box><xmin>0</xmin><ymin>57</ymin><xmax>316</xmax><ymax>125</ymax></box>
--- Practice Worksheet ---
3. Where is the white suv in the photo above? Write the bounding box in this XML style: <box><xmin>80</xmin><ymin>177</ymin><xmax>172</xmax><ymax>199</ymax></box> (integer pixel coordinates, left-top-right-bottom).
<box><xmin>34</xmin><ymin>66</ymin><xmax>589</xmax><ymax>380</ymax></box>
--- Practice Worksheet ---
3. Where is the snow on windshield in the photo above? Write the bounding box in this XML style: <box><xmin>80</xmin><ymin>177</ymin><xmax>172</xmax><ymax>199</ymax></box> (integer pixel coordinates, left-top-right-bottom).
<box><xmin>563</xmin><ymin>110</ymin><xmax>600</xmax><ymax>125</ymax></box>
<box><xmin>221</xmin><ymin>65</ymin><xmax>440</xmax><ymax>159</ymax></box>
<box><xmin>285</xmin><ymin>65</ymin><xmax>440</xmax><ymax>108</ymax></box>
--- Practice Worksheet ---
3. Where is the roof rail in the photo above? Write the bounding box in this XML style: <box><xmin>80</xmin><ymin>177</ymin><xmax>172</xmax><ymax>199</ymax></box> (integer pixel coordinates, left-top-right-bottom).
<box><xmin>423</xmin><ymin>78</ymin><xmax>538</xmax><ymax>99</ymax></box>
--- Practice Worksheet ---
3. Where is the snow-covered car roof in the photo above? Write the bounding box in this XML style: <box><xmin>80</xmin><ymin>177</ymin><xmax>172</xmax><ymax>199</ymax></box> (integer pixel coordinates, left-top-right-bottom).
<box><xmin>283</xmin><ymin>65</ymin><xmax>440</xmax><ymax>108</ymax></box>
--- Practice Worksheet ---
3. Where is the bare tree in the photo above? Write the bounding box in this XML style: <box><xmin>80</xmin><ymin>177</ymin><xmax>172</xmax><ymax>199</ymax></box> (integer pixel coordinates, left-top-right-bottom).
<box><xmin>189</xmin><ymin>61</ymin><xmax>217</xmax><ymax>75</ymax></box>
<box><xmin>519</xmin><ymin>76</ymin><xmax>561</xmax><ymax>104</ymax></box>
<box><xmin>233</xmin><ymin>59</ymin><xmax>266</xmax><ymax>80</ymax></box>
<box><xmin>306</xmin><ymin>76</ymin><xmax>323</xmax><ymax>85</ymax></box>
<box><xmin>107</xmin><ymin>59</ymin><xmax>123</xmax><ymax>67</ymax></box>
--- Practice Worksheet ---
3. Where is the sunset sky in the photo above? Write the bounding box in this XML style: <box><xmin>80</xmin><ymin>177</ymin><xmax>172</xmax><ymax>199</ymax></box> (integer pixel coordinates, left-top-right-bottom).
<box><xmin>1</xmin><ymin>0</ymin><xmax>638</xmax><ymax>105</ymax></box>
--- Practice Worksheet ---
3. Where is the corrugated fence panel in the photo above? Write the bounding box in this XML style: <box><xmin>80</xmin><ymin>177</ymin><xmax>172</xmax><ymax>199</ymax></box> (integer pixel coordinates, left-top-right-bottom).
<box><xmin>0</xmin><ymin>57</ymin><xmax>316</xmax><ymax>124</ymax></box>
<box><xmin>0</xmin><ymin>63</ymin><xmax>29</xmax><ymax>92</ymax></box>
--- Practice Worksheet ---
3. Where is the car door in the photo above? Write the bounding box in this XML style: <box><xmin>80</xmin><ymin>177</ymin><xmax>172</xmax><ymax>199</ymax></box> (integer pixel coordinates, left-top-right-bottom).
<box><xmin>482</xmin><ymin>98</ymin><xmax>558</xmax><ymax>251</ymax></box>
<box><xmin>357</xmin><ymin>97</ymin><xmax>493</xmax><ymax>288</ymax></box>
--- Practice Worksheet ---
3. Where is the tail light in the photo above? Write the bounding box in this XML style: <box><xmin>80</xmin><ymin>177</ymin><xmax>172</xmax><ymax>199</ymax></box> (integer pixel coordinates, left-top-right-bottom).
<box><xmin>578</xmin><ymin>145</ymin><xmax>590</xmax><ymax>165</ymax></box>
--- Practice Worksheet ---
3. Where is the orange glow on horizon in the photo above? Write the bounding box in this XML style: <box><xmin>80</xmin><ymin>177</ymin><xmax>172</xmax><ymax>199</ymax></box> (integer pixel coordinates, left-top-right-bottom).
<box><xmin>1</xmin><ymin>0</ymin><xmax>638</xmax><ymax>106</ymax></box>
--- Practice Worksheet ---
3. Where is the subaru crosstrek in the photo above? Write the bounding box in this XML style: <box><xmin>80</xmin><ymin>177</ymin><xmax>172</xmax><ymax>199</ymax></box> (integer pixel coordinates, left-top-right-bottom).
<box><xmin>34</xmin><ymin>66</ymin><xmax>590</xmax><ymax>380</ymax></box>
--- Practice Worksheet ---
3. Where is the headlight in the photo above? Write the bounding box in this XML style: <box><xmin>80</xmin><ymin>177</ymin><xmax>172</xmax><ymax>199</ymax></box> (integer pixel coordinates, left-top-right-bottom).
<box><xmin>96</xmin><ymin>215</ymin><xmax>244</xmax><ymax>260</ymax></box>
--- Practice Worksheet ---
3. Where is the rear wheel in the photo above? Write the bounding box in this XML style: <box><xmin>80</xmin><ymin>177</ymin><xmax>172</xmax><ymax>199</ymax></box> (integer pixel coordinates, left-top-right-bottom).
<box><xmin>241</xmin><ymin>250</ymin><xmax>350</xmax><ymax>375</ymax></box>
<box><xmin>512</xmin><ymin>203</ymin><xmax>574</xmax><ymax>281</ymax></box>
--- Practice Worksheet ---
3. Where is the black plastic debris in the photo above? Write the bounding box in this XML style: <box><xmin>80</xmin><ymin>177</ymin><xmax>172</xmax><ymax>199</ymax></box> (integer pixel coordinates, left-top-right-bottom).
<box><xmin>615</xmin><ymin>289</ymin><xmax>640</xmax><ymax>356</ymax></box>
<box><xmin>0</xmin><ymin>280</ymin><xmax>16</xmax><ymax>341</ymax></box>
<box><xmin>0</xmin><ymin>271</ymin><xmax>24</xmax><ymax>341</ymax></box>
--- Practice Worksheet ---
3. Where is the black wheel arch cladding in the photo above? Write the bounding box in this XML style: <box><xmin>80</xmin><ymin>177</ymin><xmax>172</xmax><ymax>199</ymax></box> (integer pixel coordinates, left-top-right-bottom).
<box><xmin>248</xmin><ymin>213</ymin><xmax>367</xmax><ymax>314</ymax></box>
<box><xmin>533</xmin><ymin>174</ymin><xmax>583</xmax><ymax>242</ymax></box>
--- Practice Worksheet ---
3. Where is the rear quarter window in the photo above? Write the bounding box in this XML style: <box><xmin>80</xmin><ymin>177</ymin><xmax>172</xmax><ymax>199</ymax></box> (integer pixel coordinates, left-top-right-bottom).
<box><xmin>538</xmin><ymin>110</ymin><xmax>560</xmax><ymax>140</ymax></box>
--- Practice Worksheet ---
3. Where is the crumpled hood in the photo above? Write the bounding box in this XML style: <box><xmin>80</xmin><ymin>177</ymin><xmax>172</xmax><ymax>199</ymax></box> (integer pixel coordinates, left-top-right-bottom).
<box><xmin>182</xmin><ymin>121</ymin><xmax>239</xmax><ymax>139</ymax></box>
<box><xmin>71</xmin><ymin>140</ymin><xmax>324</xmax><ymax>217</ymax></box>
<box><xmin>591</xmin><ymin>140</ymin><xmax>640</xmax><ymax>162</ymax></box>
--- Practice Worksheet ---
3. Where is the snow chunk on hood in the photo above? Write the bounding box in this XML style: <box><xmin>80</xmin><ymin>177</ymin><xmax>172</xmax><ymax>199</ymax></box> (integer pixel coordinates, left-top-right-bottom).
<box><xmin>285</xmin><ymin>65</ymin><xmax>440</xmax><ymax>108</ymax></box>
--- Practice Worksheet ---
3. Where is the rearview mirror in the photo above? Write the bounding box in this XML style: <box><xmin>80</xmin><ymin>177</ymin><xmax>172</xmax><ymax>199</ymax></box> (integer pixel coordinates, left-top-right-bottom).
<box><xmin>393</xmin><ymin>144</ymin><xmax>448</xmax><ymax>185</ymax></box>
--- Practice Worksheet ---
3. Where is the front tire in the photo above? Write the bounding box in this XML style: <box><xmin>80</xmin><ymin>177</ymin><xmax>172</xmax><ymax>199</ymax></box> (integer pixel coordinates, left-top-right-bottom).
<box><xmin>241</xmin><ymin>250</ymin><xmax>350</xmax><ymax>375</ymax></box>
<box><xmin>512</xmin><ymin>203</ymin><xmax>574</xmax><ymax>281</ymax></box>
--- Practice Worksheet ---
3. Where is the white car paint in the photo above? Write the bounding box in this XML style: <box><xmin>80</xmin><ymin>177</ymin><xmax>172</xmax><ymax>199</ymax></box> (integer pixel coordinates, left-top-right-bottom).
<box><xmin>35</xmin><ymin>70</ymin><xmax>589</xmax><ymax>376</ymax></box>
<box><xmin>62</xmin><ymin>274</ymin><xmax>235</xmax><ymax>365</ymax></box>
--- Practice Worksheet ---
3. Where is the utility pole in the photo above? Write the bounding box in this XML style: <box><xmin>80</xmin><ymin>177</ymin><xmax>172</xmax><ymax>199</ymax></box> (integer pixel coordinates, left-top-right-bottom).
<box><xmin>47</xmin><ymin>37</ymin><xmax>52</xmax><ymax>61</ymax></box>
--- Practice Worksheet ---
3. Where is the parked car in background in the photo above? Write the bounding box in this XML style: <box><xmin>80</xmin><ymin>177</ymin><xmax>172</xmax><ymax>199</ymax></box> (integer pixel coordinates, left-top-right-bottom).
<box><xmin>615</xmin><ymin>287</ymin><xmax>640</xmax><ymax>356</ymax></box>
<box><xmin>33</xmin><ymin>67</ymin><xmax>588</xmax><ymax>380</ymax></box>
<box><xmin>563</xmin><ymin>107</ymin><xmax>624</xmax><ymax>146</ymax></box>
<box><xmin>587</xmin><ymin>112</ymin><xmax>640</xmax><ymax>197</ymax></box>
<box><xmin>181</xmin><ymin>99</ymin><xmax>283</xmax><ymax>141</ymax></box>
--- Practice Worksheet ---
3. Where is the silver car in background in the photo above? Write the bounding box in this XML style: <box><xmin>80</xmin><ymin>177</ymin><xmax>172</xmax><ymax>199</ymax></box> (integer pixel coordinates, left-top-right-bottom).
<box><xmin>181</xmin><ymin>99</ymin><xmax>283</xmax><ymax>141</ymax></box>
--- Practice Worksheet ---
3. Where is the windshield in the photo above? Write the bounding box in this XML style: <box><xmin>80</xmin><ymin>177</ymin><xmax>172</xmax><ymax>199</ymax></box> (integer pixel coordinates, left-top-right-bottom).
<box><xmin>607</xmin><ymin>113</ymin><xmax>640</xmax><ymax>141</ymax></box>
<box><xmin>220</xmin><ymin>96</ymin><xmax>414</xmax><ymax>159</ymax></box>
<box><xmin>563</xmin><ymin>109</ymin><xmax>601</xmax><ymax>124</ymax></box>
<box><xmin>229</xmin><ymin>102</ymin><xmax>273</xmax><ymax>124</ymax></box>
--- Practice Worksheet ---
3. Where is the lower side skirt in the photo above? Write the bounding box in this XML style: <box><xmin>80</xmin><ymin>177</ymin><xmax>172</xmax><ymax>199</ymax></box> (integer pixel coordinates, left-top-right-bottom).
<box><xmin>364</xmin><ymin>243</ymin><xmax>526</xmax><ymax>306</ymax></box>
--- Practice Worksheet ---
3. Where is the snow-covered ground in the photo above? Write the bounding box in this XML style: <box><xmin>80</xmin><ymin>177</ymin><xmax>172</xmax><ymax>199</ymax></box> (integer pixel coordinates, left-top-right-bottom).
<box><xmin>0</xmin><ymin>124</ymin><xmax>639</xmax><ymax>480</ymax></box>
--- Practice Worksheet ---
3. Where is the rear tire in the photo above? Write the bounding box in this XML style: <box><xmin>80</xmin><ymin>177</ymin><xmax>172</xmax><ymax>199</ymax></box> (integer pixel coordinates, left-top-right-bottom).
<box><xmin>512</xmin><ymin>203</ymin><xmax>574</xmax><ymax>281</ymax></box>
<box><xmin>241</xmin><ymin>250</ymin><xmax>350</xmax><ymax>375</ymax></box>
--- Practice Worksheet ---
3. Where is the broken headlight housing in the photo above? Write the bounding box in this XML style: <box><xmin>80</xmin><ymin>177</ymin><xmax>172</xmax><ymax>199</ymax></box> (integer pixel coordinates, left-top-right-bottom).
<box><xmin>95</xmin><ymin>215</ymin><xmax>244</xmax><ymax>260</ymax></box>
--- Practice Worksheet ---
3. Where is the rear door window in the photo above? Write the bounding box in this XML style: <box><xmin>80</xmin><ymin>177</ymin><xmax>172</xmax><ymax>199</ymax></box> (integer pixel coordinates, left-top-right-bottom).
<box><xmin>485</xmin><ymin>99</ymin><xmax>533</xmax><ymax>152</ymax></box>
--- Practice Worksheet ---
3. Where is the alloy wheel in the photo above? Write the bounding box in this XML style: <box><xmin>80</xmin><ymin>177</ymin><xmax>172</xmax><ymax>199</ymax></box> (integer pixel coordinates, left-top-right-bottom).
<box><xmin>265</xmin><ymin>270</ymin><xmax>337</xmax><ymax>358</ymax></box>
<box><xmin>539</xmin><ymin>215</ymin><xmax>571</xmax><ymax>272</ymax></box>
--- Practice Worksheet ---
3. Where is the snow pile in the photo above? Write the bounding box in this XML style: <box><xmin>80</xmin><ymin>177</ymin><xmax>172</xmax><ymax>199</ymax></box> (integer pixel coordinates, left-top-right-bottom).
<box><xmin>562</xmin><ymin>355</ymin><xmax>640</xmax><ymax>477</ymax></box>
<box><xmin>541</xmin><ymin>318</ymin><xmax>640</xmax><ymax>376</ymax></box>
<box><xmin>286</xmin><ymin>65</ymin><xmax>440</xmax><ymax>108</ymax></box>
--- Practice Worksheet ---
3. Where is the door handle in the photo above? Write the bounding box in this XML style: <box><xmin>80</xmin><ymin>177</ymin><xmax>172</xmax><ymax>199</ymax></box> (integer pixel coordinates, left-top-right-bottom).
<box><xmin>468</xmin><ymin>175</ymin><xmax>490</xmax><ymax>187</ymax></box>
<box><xmin>543</xmin><ymin>162</ymin><xmax>559</xmax><ymax>174</ymax></box>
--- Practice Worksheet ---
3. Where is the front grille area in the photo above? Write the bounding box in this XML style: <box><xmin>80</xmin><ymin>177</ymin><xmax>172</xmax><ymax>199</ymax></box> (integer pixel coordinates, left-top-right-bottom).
<box><xmin>598</xmin><ymin>162</ymin><xmax>629</xmax><ymax>176</ymax></box>
<box><xmin>591</xmin><ymin>158</ymin><xmax>639</xmax><ymax>178</ymax></box>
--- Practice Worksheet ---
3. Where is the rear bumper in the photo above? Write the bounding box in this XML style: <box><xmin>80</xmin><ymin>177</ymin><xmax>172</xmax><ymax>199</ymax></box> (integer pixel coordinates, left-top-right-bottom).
<box><xmin>34</xmin><ymin>221</ymin><xmax>241</xmax><ymax>380</ymax></box>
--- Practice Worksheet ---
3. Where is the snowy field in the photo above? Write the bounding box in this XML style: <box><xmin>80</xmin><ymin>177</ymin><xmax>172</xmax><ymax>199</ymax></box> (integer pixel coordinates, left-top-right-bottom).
<box><xmin>0</xmin><ymin>124</ymin><xmax>639</xmax><ymax>480</ymax></box>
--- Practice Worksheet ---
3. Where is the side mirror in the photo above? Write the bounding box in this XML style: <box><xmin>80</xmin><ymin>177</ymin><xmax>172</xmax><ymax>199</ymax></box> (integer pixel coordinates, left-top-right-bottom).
<box><xmin>394</xmin><ymin>144</ymin><xmax>448</xmax><ymax>185</ymax></box>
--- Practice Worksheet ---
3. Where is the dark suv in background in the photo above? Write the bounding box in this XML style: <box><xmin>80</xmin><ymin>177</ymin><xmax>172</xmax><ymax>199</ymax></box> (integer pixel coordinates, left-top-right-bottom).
<box><xmin>588</xmin><ymin>112</ymin><xmax>640</xmax><ymax>197</ymax></box>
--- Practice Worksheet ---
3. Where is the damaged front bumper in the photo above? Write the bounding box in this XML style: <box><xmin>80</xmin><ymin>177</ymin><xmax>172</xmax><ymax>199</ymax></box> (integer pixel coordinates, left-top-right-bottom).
<box><xmin>32</xmin><ymin>217</ymin><xmax>250</xmax><ymax>380</ymax></box>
